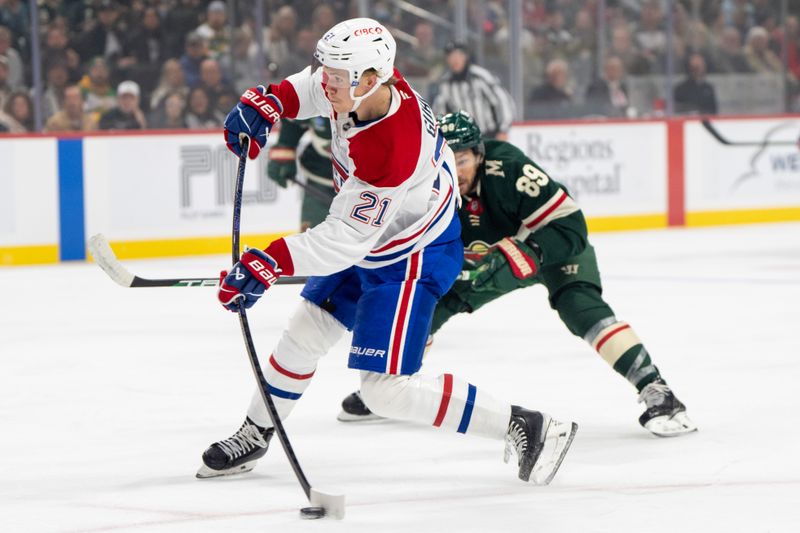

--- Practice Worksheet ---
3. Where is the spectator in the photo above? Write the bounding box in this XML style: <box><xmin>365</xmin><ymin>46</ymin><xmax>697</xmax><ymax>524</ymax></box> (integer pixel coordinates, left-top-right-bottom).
<box><xmin>98</xmin><ymin>80</ymin><xmax>146</xmax><ymax>130</ymax></box>
<box><xmin>179</xmin><ymin>31</ymin><xmax>209</xmax><ymax>88</ymax></box>
<box><xmin>0</xmin><ymin>55</ymin><xmax>12</xmax><ymax>108</ymax></box>
<box><xmin>780</xmin><ymin>16</ymin><xmax>800</xmax><ymax>82</ymax></box>
<box><xmin>44</xmin><ymin>85</ymin><xmax>95</xmax><ymax>132</ymax></box>
<box><xmin>184</xmin><ymin>86</ymin><xmax>222</xmax><ymax>129</ymax></box>
<box><xmin>309</xmin><ymin>4</ymin><xmax>336</xmax><ymax>41</ymax></box>
<box><xmin>585</xmin><ymin>56</ymin><xmax>631</xmax><ymax>117</ymax></box>
<box><xmin>40</xmin><ymin>62</ymin><xmax>71</xmax><ymax>120</ymax></box>
<box><xmin>220</xmin><ymin>27</ymin><xmax>263</xmax><ymax>94</ymax></box>
<box><xmin>684</xmin><ymin>19</ymin><xmax>716</xmax><ymax>72</ymax></box>
<box><xmin>42</xmin><ymin>25</ymin><xmax>82</xmax><ymax>83</ymax></box>
<box><xmin>674</xmin><ymin>53</ymin><xmax>718</xmax><ymax>115</ymax></box>
<box><xmin>397</xmin><ymin>21</ymin><xmax>444</xmax><ymax>82</ymax></box>
<box><xmin>3</xmin><ymin>90</ymin><xmax>33</xmax><ymax>131</ymax></box>
<box><xmin>262</xmin><ymin>5</ymin><xmax>298</xmax><ymax>78</ymax></box>
<box><xmin>163</xmin><ymin>0</ymin><xmax>205</xmax><ymax>58</ymax></box>
<box><xmin>713</xmin><ymin>26</ymin><xmax>752</xmax><ymax>73</ymax></box>
<box><xmin>194</xmin><ymin>0</ymin><xmax>230</xmax><ymax>59</ymax></box>
<box><xmin>148</xmin><ymin>90</ymin><xmax>187</xmax><ymax>129</ymax></box>
<box><xmin>121</xmin><ymin>6</ymin><xmax>167</xmax><ymax>97</ymax></box>
<box><xmin>75</xmin><ymin>0</ymin><xmax>127</xmax><ymax>68</ymax></box>
<box><xmin>150</xmin><ymin>58</ymin><xmax>189</xmax><ymax>112</ymax></box>
<box><xmin>528</xmin><ymin>58</ymin><xmax>573</xmax><ymax>117</ymax></box>
<box><xmin>0</xmin><ymin>25</ymin><xmax>22</xmax><ymax>89</ymax></box>
<box><xmin>634</xmin><ymin>0</ymin><xmax>668</xmax><ymax>73</ymax></box>
<box><xmin>544</xmin><ymin>11</ymin><xmax>577</xmax><ymax>59</ymax></box>
<box><xmin>610</xmin><ymin>24</ymin><xmax>651</xmax><ymax>75</ymax></box>
<box><xmin>79</xmin><ymin>57</ymin><xmax>116</xmax><ymax>119</ymax></box>
<box><xmin>432</xmin><ymin>42</ymin><xmax>514</xmax><ymax>140</ymax></box>
<box><xmin>197</xmin><ymin>57</ymin><xmax>233</xmax><ymax>113</ymax></box>
<box><xmin>743</xmin><ymin>26</ymin><xmax>783</xmax><ymax>74</ymax></box>
<box><xmin>0</xmin><ymin>0</ymin><xmax>28</xmax><ymax>51</ymax></box>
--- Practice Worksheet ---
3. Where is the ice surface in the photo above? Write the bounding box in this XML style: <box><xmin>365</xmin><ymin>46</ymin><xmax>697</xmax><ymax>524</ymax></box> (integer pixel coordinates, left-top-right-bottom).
<box><xmin>2</xmin><ymin>223</ymin><xmax>799</xmax><ymax>532</ymax></box>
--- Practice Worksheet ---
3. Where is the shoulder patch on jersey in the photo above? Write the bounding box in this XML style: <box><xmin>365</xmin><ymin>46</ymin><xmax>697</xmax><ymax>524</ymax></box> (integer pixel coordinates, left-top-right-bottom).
<box><xmin>485</xmin><ymin>160</ymin><xmax>504</xmax><ymax>177</ymax></box>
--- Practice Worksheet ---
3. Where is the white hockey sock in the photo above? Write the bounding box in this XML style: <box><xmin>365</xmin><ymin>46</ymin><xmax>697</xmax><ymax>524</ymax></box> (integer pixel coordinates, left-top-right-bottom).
<box><xmin>247</xmin><ymin>299</ymin><xmax>346</xmax><ymax>428</ymax></box>
<box><xmin>360</xmin><ymin>371</ymin><xmax>511</xmax><ymax>439</ymax></box>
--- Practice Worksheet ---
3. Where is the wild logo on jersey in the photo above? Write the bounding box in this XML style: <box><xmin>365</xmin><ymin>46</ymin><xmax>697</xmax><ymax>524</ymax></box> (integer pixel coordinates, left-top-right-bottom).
<box><xmin>486</xmin><ymin>160</ymin><xmax>504</xmax><ymax>177</ymax></box>
<box><xmin>464</xmin><ymin>240</ymin><xmax>491</xmax><ymax>262</ymax></box>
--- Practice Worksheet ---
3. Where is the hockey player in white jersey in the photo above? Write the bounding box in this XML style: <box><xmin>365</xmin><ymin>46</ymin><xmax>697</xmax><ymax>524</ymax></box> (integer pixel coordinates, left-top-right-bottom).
<box><xmin>197</xmin><ymin>18</ymin><xmax>577</xmax><ymax>485</ymax></box>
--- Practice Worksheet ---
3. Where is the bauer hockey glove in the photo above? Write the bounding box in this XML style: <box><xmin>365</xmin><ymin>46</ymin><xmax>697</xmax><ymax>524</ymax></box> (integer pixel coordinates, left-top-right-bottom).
<box><xmin>471</xmin><ymin>237</ymin><xmax>541</xmax><ymax>293</ymax></box>
<box><xmin>224</xmin><ymin>85</ymin><xmax>283</xmax><ymax>160</ymax></box>
<box><xmin>266</xmin><ymin>145</ymin><xmax>297</xmax><ymax>188</ymax></box>
<box><xmin>217</xmin><ymin>248</ymin><xmax>282</xmax><ymax>311</ymax></box>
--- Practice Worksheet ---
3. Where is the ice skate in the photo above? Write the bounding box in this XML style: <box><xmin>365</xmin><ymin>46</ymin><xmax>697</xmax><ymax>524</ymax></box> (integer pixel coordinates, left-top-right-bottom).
<box><xmin>196</xmin><ymin>418</ymin><xmax>274</xmax><ymax>478</ymax></box>
<box><xmin>638</xmin><ymin>379</ymin><xmax>697</xmax><ymax>437</ymax></box>
<box><xmin>336</xmin><ymin>391</ymin><xmax>384</xmax><ymax>422</ymax></box>
<box><xmin>504</xmin><ymin>406</ymin><xmax>578</xmax><ymax>485</ymax></box>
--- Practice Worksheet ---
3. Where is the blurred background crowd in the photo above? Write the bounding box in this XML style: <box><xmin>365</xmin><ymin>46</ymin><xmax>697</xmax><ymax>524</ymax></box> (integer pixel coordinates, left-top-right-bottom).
<box><xmin>0</xmin><ymin>0</ymin><xmax>797</xmax><ymax>134</ymax></box>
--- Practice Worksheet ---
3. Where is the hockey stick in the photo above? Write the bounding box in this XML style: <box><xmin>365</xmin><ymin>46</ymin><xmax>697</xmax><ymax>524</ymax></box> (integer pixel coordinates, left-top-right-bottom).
<box><xmin>89</xmin><ymin>232</ymin><xmax>476</xmax><ymax>289</ymax></box>
<box><xmin>231</xmin><ymin>138</ymin><xmax>345</xmax><ymax>520</ymax></box>
<box><xmin>701</xmin><ymin>119</ymin><xmax>798</xmax><ymax>147</ymax></box>
<box><xmin>87</xmin><ymin>233</ymin><xmax>309</xmax><ymax>288</ymax></box>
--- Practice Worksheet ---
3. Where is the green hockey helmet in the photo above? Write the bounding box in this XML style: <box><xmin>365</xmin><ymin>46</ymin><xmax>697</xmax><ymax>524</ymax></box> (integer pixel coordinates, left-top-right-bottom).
<box><xmin>438</xmin><ymin>111</ymin><xmax>485</xmax><ymax>157</ymax></box>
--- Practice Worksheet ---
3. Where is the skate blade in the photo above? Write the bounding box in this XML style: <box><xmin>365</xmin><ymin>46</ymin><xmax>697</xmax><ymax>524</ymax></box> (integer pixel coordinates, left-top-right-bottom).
<box><xmin>530</xmin><ymin>419</ymin><xmax>579</xmax><ymax>485</ymax></box>
<box><xmin>644</xmin><ymin>411</ymin><xmax>697</xmax><ymax>437</ymax></box>
<box><xmin>195</xmin><ymin>460</ymin><xmax>258</xmax><ymax>479</ymax></box>
<box><xmin>336</xmin><ymin>410</ymin><xmax>385</xmax><ymax>423</ymax></box>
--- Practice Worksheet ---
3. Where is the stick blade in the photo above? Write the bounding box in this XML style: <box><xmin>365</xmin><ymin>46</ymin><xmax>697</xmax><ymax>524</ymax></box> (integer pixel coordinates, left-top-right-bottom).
<box><xmin>309</xmin><ymin>488</ymin><xmax>345</xmax><ymax>520</ymax></box>
<box><xmin>87</xmin><ymin>234</ymin><xmax>135</xmax><ymax>287</ymax></box>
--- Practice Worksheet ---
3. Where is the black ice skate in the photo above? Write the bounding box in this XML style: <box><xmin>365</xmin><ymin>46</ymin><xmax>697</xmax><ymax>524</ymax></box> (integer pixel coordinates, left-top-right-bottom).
<box><xmin>504</xmin><ymin>406</ymin><xmax>578</xmax><ymax>484</ymax></box>
<box><xmin>196</xmin><ymin>417</ymin><xmax>274</xmax><ymax>479</ymax></box>
<box><xmin>336</xmin><ymin>390</ymin><xmax>384</xmax><ymax>422</ymax></box>
<box><xmin>638</xmin><ymin>379</ymin><xmax>697</xmax><ymax>437</ymax></box>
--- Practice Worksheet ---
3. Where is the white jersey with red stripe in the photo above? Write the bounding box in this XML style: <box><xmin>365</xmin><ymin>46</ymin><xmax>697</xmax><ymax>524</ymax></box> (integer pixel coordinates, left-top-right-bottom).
<box><xmin>262</xmin><ymin>67</ymin><xmax>457</xmax><ymax>276</ymax></box>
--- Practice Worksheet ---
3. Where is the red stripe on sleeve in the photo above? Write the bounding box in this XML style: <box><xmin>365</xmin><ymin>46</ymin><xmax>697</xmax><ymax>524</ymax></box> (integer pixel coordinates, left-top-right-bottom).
<box><xmin>433</xmin><ymin>373</ymin><xmax>454</xmax><ymax>427</ymax></box>
<box><xmin>269</xmin><ymin>354</ymin><xmax>315</xmax><ymax>380</ymax></box>
<box><xmin>268</xmin><ymin>79</ymin><xmax>300</xmax><ymax>119</ymax></box>
<box><xmin>264</xmin><ymin>238</ymin><xmax>295</xmax><ymax>276</ymax></box>
<box><xmin>525</xmin><ymin>190</ymin><xmax>568</xmax><ymax>229</ymax></box>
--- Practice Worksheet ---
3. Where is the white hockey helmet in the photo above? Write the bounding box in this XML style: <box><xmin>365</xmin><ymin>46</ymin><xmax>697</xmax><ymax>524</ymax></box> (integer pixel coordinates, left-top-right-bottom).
<box><xmin>314</xmin><ymin>18</ymin><xmax>396</xmax><ymax>110</ymax></box>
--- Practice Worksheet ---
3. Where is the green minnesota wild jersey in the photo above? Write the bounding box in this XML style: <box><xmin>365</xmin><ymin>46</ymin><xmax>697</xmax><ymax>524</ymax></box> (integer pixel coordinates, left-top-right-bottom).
<box><xmin>275</xmin><ymin>117</ymin><xmax>333</xmax><ymax>183</ymax></box>
<box><xmin>459</xmin><ymin>140</ymin><xmax>587</xmax><ymax>265</ymax></box>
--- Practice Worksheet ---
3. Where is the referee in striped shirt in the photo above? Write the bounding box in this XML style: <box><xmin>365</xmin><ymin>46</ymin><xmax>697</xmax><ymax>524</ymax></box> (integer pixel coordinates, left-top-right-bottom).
<box><xmin>432</xmin><ymin>42</ymin><xmax>515</xmax><ymax>140</ymax></box>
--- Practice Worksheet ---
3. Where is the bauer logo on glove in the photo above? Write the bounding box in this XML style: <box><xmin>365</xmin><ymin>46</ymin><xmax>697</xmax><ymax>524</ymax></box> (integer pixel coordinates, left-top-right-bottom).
<box><xmin>218</xmin><ymin>249</ymin><xmax>282</xmax><ymax>311</ymax></box>
<box><xmin>223</xmin><ymin>85</ymin><xmax>283</xmax><ymax>160</ymax></box>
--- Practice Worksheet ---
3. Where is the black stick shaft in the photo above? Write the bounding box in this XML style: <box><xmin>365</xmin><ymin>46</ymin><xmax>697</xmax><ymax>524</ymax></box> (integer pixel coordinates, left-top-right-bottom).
<box><xmin>232</xmin><ymin>139</ymin><xmax>313</xmax><ymax>499</ymax></box>
<box><xmin>701</xmin><ymin>119</ymin><xmax>798</xmax><ymax>147</ymax></box>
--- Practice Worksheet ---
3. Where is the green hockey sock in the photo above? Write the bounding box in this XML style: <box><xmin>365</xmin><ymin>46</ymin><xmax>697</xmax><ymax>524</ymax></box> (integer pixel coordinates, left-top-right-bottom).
<box><xmin>613</xmin><ymin>345</ymin><xmax>661</xmax><ymax>392</ymax></box>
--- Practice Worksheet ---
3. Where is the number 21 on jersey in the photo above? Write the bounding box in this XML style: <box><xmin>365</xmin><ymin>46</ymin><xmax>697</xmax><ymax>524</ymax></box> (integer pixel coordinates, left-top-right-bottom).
<box><xmin>350</xmin><ymin>191</ymin><xmax>392</xmax><ymax>227</ymax></box>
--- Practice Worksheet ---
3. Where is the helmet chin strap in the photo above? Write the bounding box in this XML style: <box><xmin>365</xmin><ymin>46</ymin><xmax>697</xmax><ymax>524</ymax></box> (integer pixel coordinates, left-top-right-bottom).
<box><xmin>348</xmin><ymin>79</ymin><xmax>384</xmax><ymax>113</ymax></box>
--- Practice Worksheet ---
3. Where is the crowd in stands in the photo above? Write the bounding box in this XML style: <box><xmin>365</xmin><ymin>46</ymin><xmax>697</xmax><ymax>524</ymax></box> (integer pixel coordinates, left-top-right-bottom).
<box><xmin>0</xmin><ymin>0</ymin><xmax>797</xmax><ymax>133</ymax></box>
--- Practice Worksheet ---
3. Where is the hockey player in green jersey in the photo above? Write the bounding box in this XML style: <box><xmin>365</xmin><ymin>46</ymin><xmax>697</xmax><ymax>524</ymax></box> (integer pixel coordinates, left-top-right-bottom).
<box><xmin>340</xmin><ymin>111</ymin><xmax>697</xmax><ymax>437</ymax></box>
<box><xmin>267</xmin><ymin>117</ymin><xmax>334</xmax><ymax>231</ymax></box>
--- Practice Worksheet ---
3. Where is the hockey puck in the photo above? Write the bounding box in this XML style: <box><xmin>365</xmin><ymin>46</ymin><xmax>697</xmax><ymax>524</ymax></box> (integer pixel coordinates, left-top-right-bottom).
<box><xmin>299</xmin><ymin>506</ymin><xmax>326</xmax><ymax>519</ymax></box>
